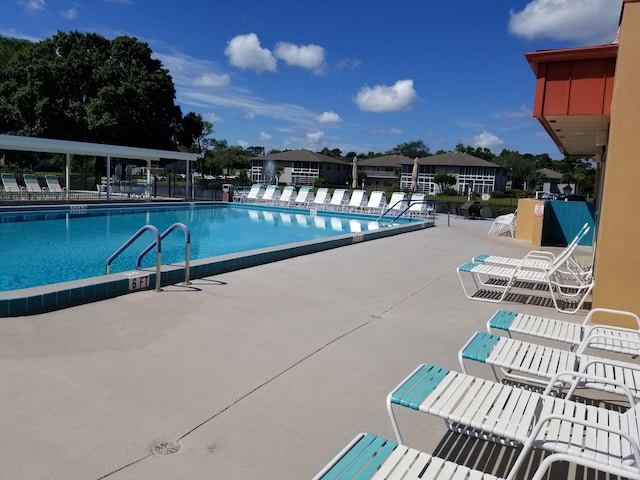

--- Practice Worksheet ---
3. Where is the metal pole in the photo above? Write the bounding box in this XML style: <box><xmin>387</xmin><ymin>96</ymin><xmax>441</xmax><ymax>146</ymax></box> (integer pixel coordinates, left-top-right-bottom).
<box><xmin>106</xmin><ymin>153</ymin><xmax>111</xmax><ymax>201</ymax></box>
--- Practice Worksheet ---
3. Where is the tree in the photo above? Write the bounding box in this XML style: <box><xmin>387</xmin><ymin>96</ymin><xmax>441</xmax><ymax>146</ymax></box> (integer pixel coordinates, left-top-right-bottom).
<box><xmin>387</xmin><ymin>140</ymin><xmax>430</xmax><ymax>158</ymax></box>
<box><xmin>0</xmin><ymin>31</ymin><xmax>192</xmax><ymax>151</ymax></box>
<box><xmin>433</xmin><ymin>171</ymin><xmax>457</xmax><ymax>193</ymax></box>
<box><xmin>454</xmin><ymin>144</ymin><xmax>494</xmax><ymax>162</ymax></box>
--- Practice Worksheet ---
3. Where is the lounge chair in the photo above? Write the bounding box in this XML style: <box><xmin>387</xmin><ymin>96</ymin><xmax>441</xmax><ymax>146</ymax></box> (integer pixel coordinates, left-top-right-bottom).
<box><xmin>44</xmin><ymin>175</ymin><xmax>69</xmax><ymax>199</ymax></box>
<box><xmin>458</xmin><ymin>330</ymin><xmax>640</xmax><ymax>400</ymax></box>
<box><xmin>457</xmin><ymin>237</ymin><xmax>594</xmax><ymax>313</ymax></box>
<box><xmin>242</xmin><ymin>184</ymin><xmax>265</xmax><ymax>203</ymax></box>
<box><xmin>347</xmin><ymin>189</ymin><xmax>368</xmax><ymax>212</ymax></box>
<box><xmin>407</xmin><ymin>193</ymin><xmax>429</xmax><ymax>218</ymax></box>
<box><xmin>474</xmin><ymin>222</ymin><xmax>591</xmax><ymax>276</ymax></box>
<box><xmin>386</xmin><ymin>363</ymin><xmax>640</xmax><ymax>478</ymax></box>
<box><xmin>328</xmin><ymin>189</ymin><xmax>349</xmax><ymax>211</ymax></box>
<box><xmin>487</xmin><ymin>308</ymin><xmax>640</xmax><ymax>355</ymax></box>
<box><xmin>363</xmin><ymin>191</ymin><xmax>386</xmax><ymax>214</ymax></box>
<box><xmin>293</xmin><ymin>186</ymin><xmax>314</xmax><ymax>207</ymax></box>
<box><xmin>260</xmin><ymin>185</ymin><xmax>281</xmax><ymax>204</ymax></box>
<box><xmin>313</xmin><ymin>432</ymin><xmax>604</xmax><ymax>480</ymax></box>
<box><xmin>278</xmin><ymin>185</ymin><xmax>296</xmax><ymax>206</ymax></box>
<box><xmin>23</xmin><ymin>173</ymin><xmax>47</xmax><ymax>197</ymax></box>
<box><xmin>487</xmin><ymin>211</ymin><xmax>517</xmax><ymax>237</ymax></box>
<box><xmin>379</xmin><ymin>192</ymin><xmax>407</xmax><ymax>218</ymax></box>
<box><xmin>1</xmin><ymin>172</ymin><xmax>24</xmax><ymax>198</ymax></box>
<box><xmin>312</xmin><ymin>188</ymin><xmax>331</xmax><ymax>209</ymax></box>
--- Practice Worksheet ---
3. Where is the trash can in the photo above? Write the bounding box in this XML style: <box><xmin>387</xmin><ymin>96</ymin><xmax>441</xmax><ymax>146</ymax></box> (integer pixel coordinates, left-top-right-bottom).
<box><xmin>222</xmin><ymin>184</ymin><xmax>232</xmax><ymax>202</ymax></box>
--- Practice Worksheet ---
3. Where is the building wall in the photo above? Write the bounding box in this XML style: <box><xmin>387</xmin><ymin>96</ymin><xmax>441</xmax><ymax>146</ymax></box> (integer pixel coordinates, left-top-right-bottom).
<box><xmin>591</xmin><ymin>1</ymin><xmax>640</xmax><ymax>322</ymax></box>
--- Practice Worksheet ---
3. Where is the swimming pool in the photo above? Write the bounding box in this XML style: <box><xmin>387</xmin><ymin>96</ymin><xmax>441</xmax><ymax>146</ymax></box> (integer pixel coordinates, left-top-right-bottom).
<box><xmin>0</xmin><ymin>202</ymin><xmax>433</xmax><ymax>315</ymax></box>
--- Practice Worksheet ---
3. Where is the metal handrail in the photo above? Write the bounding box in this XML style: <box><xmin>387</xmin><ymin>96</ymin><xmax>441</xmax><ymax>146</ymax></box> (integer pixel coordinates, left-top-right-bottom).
<box><xmin>376</xmin><ymin>199</ymin><xmax>449</xmax><ymax>225</ymax></box>
<box><xmin>136</xmin><ymin>223</ymin><xmax>191</xmax><ymax>284</ymax></box>
<box><xmin>106</xmin><ymin>225</ymin><xmax>162</xmax><ymax>291</ymax></box>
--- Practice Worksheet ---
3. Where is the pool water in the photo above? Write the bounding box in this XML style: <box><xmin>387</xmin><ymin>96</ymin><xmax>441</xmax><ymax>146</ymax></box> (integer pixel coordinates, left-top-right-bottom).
<box><xmin>0</xmin><ymin>204</ymin><xmax>393</xmax><ymax>292</ymax></box>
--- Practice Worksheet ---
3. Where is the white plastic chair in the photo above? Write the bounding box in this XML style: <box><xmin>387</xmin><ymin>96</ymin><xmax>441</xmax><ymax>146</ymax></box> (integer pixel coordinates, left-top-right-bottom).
<box><xmin>347</xmin><ymin>189</ymin><xmax>368</xmax><ymax>212</ymax></box>
<box><xmin>488</xmin><ymin>212</ymin><xmax>517</xmax><ymax>237</ymax></box>
<box><xmin>487</xmin><ymin>307</ymin><xmax>640</xmax><ymax>355</ymax></box>
<box><xmin>328</xmin><ymin>189</ymin><xmax>349</xmax><ymax>211</ymax></box>
<box><xmin>314</xmin><ymin>431</ymin><xmax>603</xmax><ymax>480</ymax></box>
<box><xmin>458</xmin><ymin>330</ymin><xmax>640</xmax><ymax>400</ymax></box>
<box><xmin>312</xmin><ymin>188</ymin><xmax>331</xmax><ymax>209</ymax></box>
<box><xmin>364</xmin><ymin>191</ymin><xmax>386</xmax><ymax>214</ymax></box>
<box><xmin>387</xmin><ymin>363</ymin><xmax>640</xmax><ymax>479</ymax></box>
<box><xmin>293</xmin><ymin>186</ymin><xmax>314</xmax><ymax>207</ymax></box>
<box><xmin>278</xmin><ymin>186</ymin><xmax>296</xmax><ymax>206</ymax></box>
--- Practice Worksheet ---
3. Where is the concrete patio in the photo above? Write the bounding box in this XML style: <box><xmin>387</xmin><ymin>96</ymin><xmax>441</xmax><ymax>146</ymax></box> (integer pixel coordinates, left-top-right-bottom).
<box><xmin>0</xmin><ymin>216</ymin><xmax>595</xmax><ymax>479</ymax></box>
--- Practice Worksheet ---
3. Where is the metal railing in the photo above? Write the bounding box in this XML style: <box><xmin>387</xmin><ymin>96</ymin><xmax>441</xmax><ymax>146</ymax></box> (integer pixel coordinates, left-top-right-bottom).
<box><xmin>105</xmin><ymin>222</ymin><xmax>191</xmax><ymax>291</ymax></box>
<box><xmin>136</xmin><ymin>223</ymin><xmax>191</xmax><ymax>284</ymax></box>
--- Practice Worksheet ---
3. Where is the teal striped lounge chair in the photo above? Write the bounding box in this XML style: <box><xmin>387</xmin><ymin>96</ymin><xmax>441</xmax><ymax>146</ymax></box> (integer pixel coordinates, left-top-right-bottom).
<box><xmin>385</xmin><ymin>363</ymin><xmax>640</xmax><ymax>479</ymax></box>
<box><xmin>313</xmin><ymin>431</ymin><xmax>613</xmax><ymax>480</ymax></box>
<box><xmin>277</xmin><ymin>185</ymin><xmax>296</xmax><ymax>206</ymax></box>
<box><xmin>458</xmin><ymin>330</ymin><xmax>640</xmax><ymax>400</ymax></box>
<box><xmin>457</xmin><ymin>234</ymin><xmax>594</xmax><ymax>314</ymax></box>
<box><xmin>474</xmin><ymin>222</ymin><xmax>591</xmax><ymax>277</ymax></box>
<box><xmin>487</xmin><ymin>308</ymin><xmax>640</xmax><ymax>355</ymax></box>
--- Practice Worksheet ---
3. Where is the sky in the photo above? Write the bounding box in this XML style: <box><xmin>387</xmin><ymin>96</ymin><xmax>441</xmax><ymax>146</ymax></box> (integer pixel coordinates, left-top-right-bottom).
<box><xmin>1</xmin><ymin>0</ymin><xmax>623</xmax><ymax>159</ymax></box>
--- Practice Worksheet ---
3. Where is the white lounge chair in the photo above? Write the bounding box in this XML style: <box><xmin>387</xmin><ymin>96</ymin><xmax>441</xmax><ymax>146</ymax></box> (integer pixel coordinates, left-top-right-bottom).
<box><xmin>407</xmin><ymin>193</ymin><xmax>427</xmax><ymax>217</ymax></box>
<box><xmin>293</xmin><ymin>186</ymin><xmax>314</xmax><ymax>207</ymax></box>
<box><xmin>313</xmin><ymin>432</ymin><xmax>598</xmax><ymax>480</ymax></box>
<box><xmin>487</xmin><ymin>308</ymin><xmax>640</xmax><ymax>355</ymax></box>
<box><xmin>457</xmin><ymin>237</ymin><xmax>594</xmax><ymax>314</ymax></box>
<box><xmin>387</xmin><ymin>363</ymin><xmax>640</xmax><ymax>478</ymax></box>
<box><xmin>488</xmin><ymin>212</ymin><xmax>517</xmax><ymax>237</ymax></box>
<box><xmin>474</xmin><ymin>222</ymin><xmax>591</xmax><ymax>276</ymax></box>
<box><xmin>364</xmin><ymin>191</ymin><xmax>386</xmax><ymax>214</ymax></box>
<box><xmin>383</xmin><ymin>192</ymin><xmax>407</xmax><ymax>217</ymax></box>
<box><xmin>328</xmin><ymin>189</ymin><xmax>349</xmax><ymax>211</ymax></box>
<box><xmin>242</xmin><ymin>184</ymin><xmax>265</xmax><ymax>203</ymax></box>
<box><xmin>260</xmin><ymin>185</ymin><xmax>281</xmax><ymax>204</ymax></box>
<box><xmin>278</xmin><ymin>185</ymin><xmax>296</xmax><ymax>206</ymax></box>
<box><xmin>1</xmin><ymin>172</ymin><xmax>24</xmax><ymax>198</ymax></box>
<box><xmin>347</xmin><ymin>189</ymin><xmax>368</xmax><ymax>212</ymax></box>
<box><xmin>44</xmin><ymin>175</ymin><xmax>65</xmax><ymax>193</ymax></box>
<box><xmin>312</xmin><ymin>188</ymin><xmax>331</xmax><ymax>209</ymax></box>
<box><xmin>458</xmin><ymin>330</ymin><xmax>640</xmax><ymax>400</ymax></box>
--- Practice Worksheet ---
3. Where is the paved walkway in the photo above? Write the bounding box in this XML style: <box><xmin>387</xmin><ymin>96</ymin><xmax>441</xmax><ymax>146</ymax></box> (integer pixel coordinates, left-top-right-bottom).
<box><xmin>0</xmin><ymin>216</ymin><xmax>589</xmax><ymax>479</ymax></box>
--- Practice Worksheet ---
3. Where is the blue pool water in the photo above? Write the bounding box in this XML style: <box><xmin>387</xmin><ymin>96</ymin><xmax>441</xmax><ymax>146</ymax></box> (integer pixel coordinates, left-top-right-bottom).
<box><xmin>0</xmin><ymin>204</ymin><xmax>399</xmax><ymax>292</ymax></box>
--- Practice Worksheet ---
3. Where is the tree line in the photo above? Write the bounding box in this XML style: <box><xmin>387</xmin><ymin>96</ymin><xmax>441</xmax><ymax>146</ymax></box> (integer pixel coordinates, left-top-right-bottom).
<box><xmin>0</xmin><ymin>32</ymin><xmax>594</xmax><ymax>195</ymax></box>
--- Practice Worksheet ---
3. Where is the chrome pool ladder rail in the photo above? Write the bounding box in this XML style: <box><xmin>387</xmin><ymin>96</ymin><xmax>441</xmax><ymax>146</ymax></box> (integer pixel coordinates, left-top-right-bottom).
<box><xmin>105</xmin><ymin>223</ymin><xmax>191</xmax><ymax>292</ymax></box>
<box><xmin>106</xmin><ymin>224</ymin><xmax>162</xmax><ymax>291</ymax></box>
<box><xmin>136</xmin><ymin>223</ymin><xmax>191</xmax><ymax>285</ymax></box>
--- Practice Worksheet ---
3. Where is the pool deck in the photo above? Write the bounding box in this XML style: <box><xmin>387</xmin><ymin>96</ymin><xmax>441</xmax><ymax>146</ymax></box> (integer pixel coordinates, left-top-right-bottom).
<box><xmin>0</xmin><ymin>216</ymin><xmax>594</xmax><ymax>479</ymax></box>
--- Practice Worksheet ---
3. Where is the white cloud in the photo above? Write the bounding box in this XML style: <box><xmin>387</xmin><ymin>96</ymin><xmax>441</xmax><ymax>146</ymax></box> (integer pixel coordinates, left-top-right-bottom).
<box><xmin>237</xmin><ymin>140</ymin><xmax>249</xmax><ymax>148</ymax></box>
<box><xmin>259</xmin><ymin>132</ymin><xmax>272</xmax><ymax>141</ymax></box>
<box><xmin>224</xmin><ymin>33</ymin><xmax>277</xmax><ymax>73</ymax></box>
<box><xmin>508</xmin><ymin>0</ymin><xmax>622</xmax><ymax>45</ymax></box>
<box><xmin>202</xmin><ymin>112</ymin><xmax>223</xmax><ymax>124</ymax></box>
<box><xmin>354</xmin><ymin>79</ymin><xmax>419</xmax><ymax>112</ymax></box>
<box><xmin>61</xmin><ymin>6</ymin><xmax>78</xmax><ymax>20</ymax></box>
<box><xmin>389</xmin><ymin>128</ymin><xmax>403</xmax><ymax>135</ymax></box>
<box><xmin>471</xmin><ymin>131</ymin><xmax>505</xmax><ymax>150</ymax></box>
<box><xmin>336</xmin><ymin>58</ymin><xmax>361</xmax><ymax>70</ymax></box>
<box><xmin>20</xmin><ymin>0</ymin><xmax>46</xmax><ymax>12</ymax></box>
<box><xmin>315</xmin><ymin>111</ymin><xmax>342</xmax><ymax>124</ymax></box>
<box><xmin>274</xmin><ymin>42</ymin><xmax>326</xmax><ymax>74</ymax></box>
<box><xmin>306</xmin><ymin>130</ymin><xmax>325</xmax><ymax>148</ymax></box>
<box><xmin>492</xmin><ymin>105</ymin><xmax>532</xmax><ymax>121</ymax></box>
<box><xmin>193</xmin><ymin>72</ymin><xmax>230</xmax><ymax>88</ymax></box>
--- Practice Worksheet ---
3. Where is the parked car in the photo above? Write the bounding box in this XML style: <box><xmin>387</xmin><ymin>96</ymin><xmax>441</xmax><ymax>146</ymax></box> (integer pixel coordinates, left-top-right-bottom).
<box><xmin>556</xmin><ymin>193</ymin><xmax>586</xmax><ymax>202</ymax></box>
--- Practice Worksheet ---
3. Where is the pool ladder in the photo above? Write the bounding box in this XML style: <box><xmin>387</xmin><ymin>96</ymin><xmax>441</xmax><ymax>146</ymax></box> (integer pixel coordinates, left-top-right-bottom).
<box><xmin>105</xmin><ymin>223</ymin><xmax>191</xmax><ymax>292</ymax></box>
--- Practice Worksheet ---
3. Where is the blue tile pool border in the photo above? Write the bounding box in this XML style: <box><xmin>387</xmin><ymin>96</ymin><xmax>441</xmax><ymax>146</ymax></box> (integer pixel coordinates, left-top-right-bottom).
<box><xmin>0</xmin><ymin>202</ymin><xmax>434</xmax><ymax>316</ymax></box>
